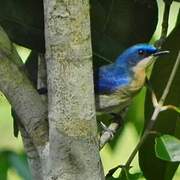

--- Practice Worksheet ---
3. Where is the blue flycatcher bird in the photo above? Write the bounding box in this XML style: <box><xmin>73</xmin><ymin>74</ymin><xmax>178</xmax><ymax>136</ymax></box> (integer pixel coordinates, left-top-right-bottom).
<box><xmin>95</xmin><ymin>44</ymin><xmax>169</xmax><ymax>148</ymax></box>
<box><xmin>94</xmin><ymin>43</ymin><xmax>169</xmax><ymax>125</ymax></box>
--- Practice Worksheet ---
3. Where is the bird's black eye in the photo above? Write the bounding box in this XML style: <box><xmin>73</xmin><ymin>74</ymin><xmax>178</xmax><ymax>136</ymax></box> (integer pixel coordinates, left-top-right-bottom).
<box><xmin>138</xmin><ymin>49</ymin><xmax>144</xmax><ymax>56</ymax></box>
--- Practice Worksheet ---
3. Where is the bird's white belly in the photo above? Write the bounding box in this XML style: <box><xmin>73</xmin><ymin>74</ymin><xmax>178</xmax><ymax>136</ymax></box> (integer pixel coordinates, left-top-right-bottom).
<box><xmin>96</xmin><ymin>81</ymin><xmax>144</xmax><ymax>114</ymax></box>
<box><xmin>96</xmin><ymin>87</ymin><xmax>132</xmax><ymax>113</ymax></box>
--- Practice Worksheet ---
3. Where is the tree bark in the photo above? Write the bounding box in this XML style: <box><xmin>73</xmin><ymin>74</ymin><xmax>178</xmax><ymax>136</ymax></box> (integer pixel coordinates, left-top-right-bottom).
<box><xmin>0</xmin><ymin>26</ymin><xmax>48</xmax><ymax>179</ymax></box>
<box><xmin>43</xmin><ymin>0</ymin><xmax>104</xmax><ymax>179</ymax></box>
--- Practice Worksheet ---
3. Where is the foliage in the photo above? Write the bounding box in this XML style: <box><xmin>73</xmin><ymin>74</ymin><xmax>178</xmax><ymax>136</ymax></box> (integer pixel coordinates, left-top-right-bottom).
<box><xmin>155</xmin><ymin>135</ymin><xmax>180</xmax><ymax>162</ymax></box>
<box><xmin>0</xmin><ymin>0</ymin><xmax>44</xmax><ymax>52</ymax></box>
<box><xmin>0</xmin><ymin>150</ymin><xmax>31</xmax><ymax>180</ymax></box>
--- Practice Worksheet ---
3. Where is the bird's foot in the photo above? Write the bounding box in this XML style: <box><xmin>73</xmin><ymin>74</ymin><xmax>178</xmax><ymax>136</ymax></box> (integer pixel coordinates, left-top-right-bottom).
<box><xmin>99</xmin><ymin>113</ymin><xmax>124</xmax><ymax>149</ymax></box>
<box><xmin>100</xmin><ymin>121</ymin><xmax>115</xmax><ymax>139</ymax></box>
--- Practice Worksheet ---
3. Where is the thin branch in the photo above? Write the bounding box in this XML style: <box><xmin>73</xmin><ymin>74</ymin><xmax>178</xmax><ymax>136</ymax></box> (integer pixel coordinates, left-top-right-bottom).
<box><xmin>93</xmin><ymin>52</ymin><xmax>113</xmax><ymax>63</ymax></box>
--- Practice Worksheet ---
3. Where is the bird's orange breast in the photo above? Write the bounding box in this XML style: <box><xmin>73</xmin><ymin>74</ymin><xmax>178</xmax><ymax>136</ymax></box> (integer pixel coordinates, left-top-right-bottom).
<box><xmin>129</xmin><ymin>68</ymin><xmax>146</xmax><ymax>94</ymax></box>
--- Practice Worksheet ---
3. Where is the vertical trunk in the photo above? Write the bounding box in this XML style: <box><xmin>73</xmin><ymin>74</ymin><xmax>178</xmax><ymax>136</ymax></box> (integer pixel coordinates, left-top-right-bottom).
<box><xmin>43</xmin><ymin>0</ymin><xmax>104</xmax><ymax>179</ymax></box>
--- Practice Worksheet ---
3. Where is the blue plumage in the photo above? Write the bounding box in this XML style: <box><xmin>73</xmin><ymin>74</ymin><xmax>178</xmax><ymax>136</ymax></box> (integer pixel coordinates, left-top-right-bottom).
<box><xmin>96</xmin><ymin>63</ymin><xmax>130</xmax><ymax>94</ymax></box>
<box><xmin>95</xmin><ymin>44</ymin><xmax>157</xmax><ymax>95</ymax></box>
<box><xmin>94</xmin><ymin>43</ymin><xmax>164</xmax><ymax>113</ymax></box>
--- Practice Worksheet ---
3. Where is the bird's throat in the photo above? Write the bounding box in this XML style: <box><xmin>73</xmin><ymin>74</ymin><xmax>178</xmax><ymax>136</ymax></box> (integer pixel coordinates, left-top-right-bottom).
<box><xmin>129</xmin><ymin>68</ymin><xmax>146</xmax><ymax>92</ymax></box>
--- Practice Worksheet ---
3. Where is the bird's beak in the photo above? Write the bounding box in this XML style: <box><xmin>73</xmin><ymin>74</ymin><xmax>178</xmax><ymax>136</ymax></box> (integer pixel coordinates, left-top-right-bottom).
<box><xmin>153</xmin><ymin>50</ymin><xmax>170</xmax><ymax>57</ymax></box>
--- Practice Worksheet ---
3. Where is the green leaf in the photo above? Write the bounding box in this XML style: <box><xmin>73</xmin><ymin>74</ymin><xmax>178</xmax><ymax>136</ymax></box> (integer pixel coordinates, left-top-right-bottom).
<box><xmin>106</xmin><ymin>165</ymin><xmax>143</xmax><ymax>180</ymax></box>
<box><xmin>8</xmin><ymin>152</ymin><xmax>31</xmax><ymax>180</ymax></box>
<box><xmin>106</xmin><ymin>172</ymin><xmax>143</xmax><ymax>180</ymax></box>
<box><xmin>119</xmin><ymin>170</ymin><xmax>143</xmax><ymax>180</ymax></box>
<box><xmin>139</xmin><ymin>24</ymin><xmax>180</xmax><ymax>180</ymax></box>
<box><xmin>0</xmin><ymin>0</ymin><xmax>44</xmax><ymax>52</ymax></box>
<box><xmin>176</xmin><ymin>8</ymin><xmax>180</xmax><ymax>26</ymax></box>
<box><xmin>0</xmin><ymin>151</ymin><xmax>30</xmax><ymax>180</ymax></box>
<box><xmin>91</xmin><ymin>0</ymin><xmax>158</xmax><ymax>67</ymax></box>
<box><xmin>155</xmin><ymin>135</ymin><xmax>180</xmax><ymax>162</ymax></box>
<box><xmin>0</xmin><ymin>151</ymin><xmax>10</xmax><ymax>180</ymax></box>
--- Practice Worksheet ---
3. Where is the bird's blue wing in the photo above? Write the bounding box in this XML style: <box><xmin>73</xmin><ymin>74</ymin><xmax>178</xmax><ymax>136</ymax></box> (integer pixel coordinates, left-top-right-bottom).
<box><xmin>94</xmin><ymin>64</ymin><xmax>130</xmax><ymax>94</ymax></box>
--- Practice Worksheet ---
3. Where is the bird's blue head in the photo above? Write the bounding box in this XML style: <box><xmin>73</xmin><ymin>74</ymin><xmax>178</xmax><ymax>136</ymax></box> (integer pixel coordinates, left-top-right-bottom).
<box><xmin>115</xmin><ymin>44</ymin><xmax>168</xmax><ymax>71</ymax></box>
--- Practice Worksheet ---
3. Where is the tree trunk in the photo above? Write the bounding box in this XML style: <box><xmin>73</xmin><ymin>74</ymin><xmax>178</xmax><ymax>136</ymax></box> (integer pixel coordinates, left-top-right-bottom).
<box><xmin>43</xmin><ymin>0</ymin><xmax>104</xmax><ymax>179</ymax></box>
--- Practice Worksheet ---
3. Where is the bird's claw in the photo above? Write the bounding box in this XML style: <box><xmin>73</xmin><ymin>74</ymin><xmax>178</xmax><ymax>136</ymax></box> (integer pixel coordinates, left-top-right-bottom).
<box><xmin>100</xmin><ymin>121</ymin><xmax>115</xmax><ymax>139</ymax></box>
